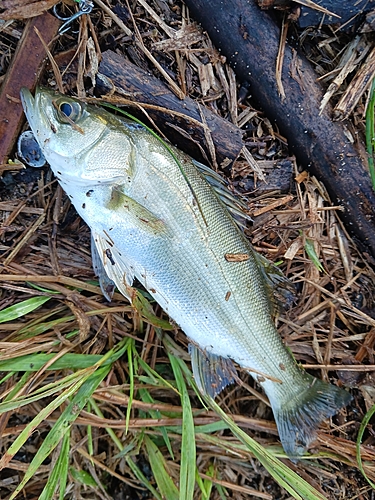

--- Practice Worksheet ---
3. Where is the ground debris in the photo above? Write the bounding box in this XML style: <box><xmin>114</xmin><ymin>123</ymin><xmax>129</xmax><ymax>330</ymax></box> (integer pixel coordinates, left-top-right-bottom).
<box><xmin>0</xmin><ymin>1</ymin><xmax>374</xmax><ymax>499</ymax></box>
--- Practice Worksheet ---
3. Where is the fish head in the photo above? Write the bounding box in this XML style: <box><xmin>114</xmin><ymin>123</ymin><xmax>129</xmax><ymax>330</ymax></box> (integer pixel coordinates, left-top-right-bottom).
<box><xmin>20</xmin><ymin>87</ymin><xmax>135</xmax><ymax>184</ymax></box>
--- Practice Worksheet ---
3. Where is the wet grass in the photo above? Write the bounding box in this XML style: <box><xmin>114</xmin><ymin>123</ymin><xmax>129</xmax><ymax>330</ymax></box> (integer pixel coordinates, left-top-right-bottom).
<box><xmin>0</xmin><ymin>292</ymin><xmax>333</xmax><ymax>499</ymax></box>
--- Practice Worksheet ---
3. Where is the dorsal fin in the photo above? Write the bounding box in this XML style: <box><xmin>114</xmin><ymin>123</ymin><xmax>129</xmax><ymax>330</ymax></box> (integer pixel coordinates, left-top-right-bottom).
<box><xmin>251</xmin><ymin>249</ymin><xmax>296</xmax><ymax>315</ymax></box>
<box><xmin>192</xmin><ymin>159</ymin><xmax>251</xmax><ymax>229</ymax></box>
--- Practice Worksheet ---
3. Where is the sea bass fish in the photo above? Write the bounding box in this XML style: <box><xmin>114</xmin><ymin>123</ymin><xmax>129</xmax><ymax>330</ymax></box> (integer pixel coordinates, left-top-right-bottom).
<box><xmin>20</xmin><ymin>87</ymin><xmax>351</xmax><ymax>458</ymax></box>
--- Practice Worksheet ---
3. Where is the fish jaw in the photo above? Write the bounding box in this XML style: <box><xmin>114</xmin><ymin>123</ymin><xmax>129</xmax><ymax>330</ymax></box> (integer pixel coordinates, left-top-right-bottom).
<box><xmin>20</xmin><ymin>87</ymin><xmax>81</xmax><ymax>176</ymax></box>
<box><xmin>20</xmin><ymin>88</ymin><xmax>47</xmax><ymax>148</ymax></box>
<box><xmin>20</xmin><ymin>88</ymin><xmax>36</xmax><ymax>128</ymax></box>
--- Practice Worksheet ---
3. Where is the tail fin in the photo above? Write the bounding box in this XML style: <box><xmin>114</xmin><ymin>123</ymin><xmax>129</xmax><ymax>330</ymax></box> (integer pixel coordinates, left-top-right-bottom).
<box><xmin>273</xmin><ymin>374</ymin><xmax>352</xmax><ymax>460</ymax></box>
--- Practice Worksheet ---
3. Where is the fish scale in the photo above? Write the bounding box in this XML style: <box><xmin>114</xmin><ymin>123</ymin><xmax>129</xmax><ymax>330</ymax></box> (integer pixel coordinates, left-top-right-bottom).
<box><xmin>20</xmin><ymin>87</ymin><xmax>352</xmax><ymax>459</ymax></box>
<box><xmin>116</xmin><ymin>144</ymin><xmax>277</xmax><ymax>366</ymax></box>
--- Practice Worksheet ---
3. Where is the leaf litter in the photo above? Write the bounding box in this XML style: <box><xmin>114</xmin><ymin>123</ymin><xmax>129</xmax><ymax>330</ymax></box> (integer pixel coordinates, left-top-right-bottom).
<box><xmin>1</xmin><ymin>0</ymin><xmax>375</xmax><ymax>498</ymax></box>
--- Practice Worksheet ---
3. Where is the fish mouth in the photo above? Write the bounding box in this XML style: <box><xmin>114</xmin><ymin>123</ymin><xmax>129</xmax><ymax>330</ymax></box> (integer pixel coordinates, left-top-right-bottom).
<box><xmin>20</xmin><ymin>87</ymin><xmax>53</xmax><ymax>143</ymax></box>
<box><xmin>20</xmin><ymin>87</ymin><xmax>36</xmax><ymax>126</ymax></box>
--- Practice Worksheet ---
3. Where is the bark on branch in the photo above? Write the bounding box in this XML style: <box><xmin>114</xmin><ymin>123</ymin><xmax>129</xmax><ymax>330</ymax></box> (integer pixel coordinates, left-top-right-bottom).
<box><xmin>98</xmin><ymin>50</ymin><xmax>244</xmax><ymax>170</ymax></box>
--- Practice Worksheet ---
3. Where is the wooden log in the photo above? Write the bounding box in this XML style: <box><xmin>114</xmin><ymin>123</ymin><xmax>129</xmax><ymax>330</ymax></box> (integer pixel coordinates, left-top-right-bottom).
<box><xmin>98</xmin><ymin>50</ymin><xmax>244</xmax><ymax>170</ymax></box>
<box><xmin>185</xmin><ymin>0</ymin><xmax>375</xmax><ymax>257</ymax></box>
<box><xmin>296</xmin><ymin>0</ymin><xmax>370</xmax><ymax>28</ymax></box>
<box><xmin>0</xmin><ymin>12</ymin><xmax>60</xmax><ymax>164</ymax></box>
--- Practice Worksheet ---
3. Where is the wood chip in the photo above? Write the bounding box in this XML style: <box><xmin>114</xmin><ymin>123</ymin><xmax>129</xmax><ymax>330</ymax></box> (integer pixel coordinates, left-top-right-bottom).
<box><xmin>224</xmin><ymin>253</ymin><xmax>249</xmax><ymax>262</ymax></box>
<box><xmin>319</xmin><ymin>35</ymin><xmax>369</xmax><ymax>114</ymax></box>
<box><xmin>0</xmin><ymin>12</ymin><xmax>60</xmax><ymax>163</ymax></box>
<box><xmin>252</xmin><ymin>194</ymin><xmax>294</xmax><ymax>216</ymax></box>
<box><xmin>334</xmin><ymin>43</ymin><xmax>375</xmax><ymax>120</ymax></box>
<box><xmin>0</xmin><ymin>0</ymin><xmax>59</xmax><ymax>20</ymax></box>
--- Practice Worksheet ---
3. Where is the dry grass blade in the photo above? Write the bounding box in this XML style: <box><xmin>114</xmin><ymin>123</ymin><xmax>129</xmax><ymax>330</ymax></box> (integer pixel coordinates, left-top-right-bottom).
<box><xmin>334</xmin><ymin>44</ymin><xmax>375</xmax><ymax>120</ymax></box>
<box><xmin>276</xmin><ymin>15</ymin><xmax>288</xmax><ymax>100</ymax></box>
<box><xmin>292</xmin><ymin>0</ymin><xmax>340</xmax><ymax>18</ymax></box>
<box><xmin>33</xmin><ymin>26</ymin><xmax>63</xmax><ymax>93</ymax></box>
<box><xmin>319</xmin><ymin>35</ymin><xmax>370</xmax><ymax>114</ymax></box>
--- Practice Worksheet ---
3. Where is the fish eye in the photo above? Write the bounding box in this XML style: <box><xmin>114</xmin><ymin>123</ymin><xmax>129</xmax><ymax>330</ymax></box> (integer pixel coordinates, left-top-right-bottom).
<box><xmin>60</xmin><ymin>102</ymin><xmax>73</xmax><ymax>116</ymax></box>
<box><xmin>55</xmin><ymin>99</ymin><xmax>83</xmax><ymax>123</ymax></box>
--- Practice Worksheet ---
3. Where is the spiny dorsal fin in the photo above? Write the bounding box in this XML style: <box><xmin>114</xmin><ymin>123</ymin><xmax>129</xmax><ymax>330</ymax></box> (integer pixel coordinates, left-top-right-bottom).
<box><xmin>189</xmin><ymin>343</ymin><xmax>238</xmax><ymax>398</ymax></box>
<box><xmin>192</xmin><ymin>159</ymin><xmax>251</xmax><ymax>229</ymax></box>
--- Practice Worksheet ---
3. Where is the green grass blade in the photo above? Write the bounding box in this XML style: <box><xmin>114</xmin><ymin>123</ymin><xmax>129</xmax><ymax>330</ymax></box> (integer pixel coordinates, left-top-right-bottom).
<box><xmin>58</xmin><ymin>433</ymin><xmax>70</xmax><ymax>500</ymax></box>
<box><xmin>196</xmin><ymin>463</ymin><xmax>214</xmax><ymax>500</ymax></box>
<box><xmin>8</xmin><ymin>365</ymin><xmax>110</xmax><ymax>499</ymax></box>
<box><xmin>356</xmin><ymin>401</ymin><xmax>375</xmax><ymax>488</ymax></box>
<box><xmin>3</xmin><ymin>372</ymin><xmax>31</xmax><ymax>401</ymax></box>
<box><xmin>169</xmin><ymin>354</ymin><xmax>196</xmax><ymax>500</ymax></box>
<box><xmin>126</xmin><ymin>456</ymin><xmax>163</xmax><ymax>500</ymax></box>
<box><xmin>69</xmin><ymin>467</ymin><xmax>98</xmax><ymax>487</ymax></box>
<box><xmin>132</xmin><ymin>290</ymin><xmax>173</xmax><ymax>330</ymax></box>
<box><xmin>139</xmin><ymin>388</ymin><xmax>174</xmax><ymax>459</ymax></box>
<box><xmin>216</xmin><ymin>483</ymin><xmax>228</xmax><ymax>499</ymax></box>
<box><xmin>0</xmin><ymin>296</ymin><xmax>51</xmax><ymax>323</ymax></box>
<box><xmin>304</xmin><ymin>237</ymin><xmax>325</xmax><ymax>273</ymax></box>
<box><xmin>26</xmin><ymin>282</ymin><xmax>60</xmax><ymax>294</ymax></box>
<box><xmin>136</xmin><ymin>353</ymin><xmax>178</xmax><ymax>392</ymax></box>
<box><xmin>0</xmin><ymin>370</ymin><xmax>90</xmax><ymax>414</ymax></box>
<box><xmin>0</xmin><ymin>337</ymin><xmax>130</xmax><ymax>373</ymax></box>
<box><xmin>144</xmin><ymin>435</ymin><xmax>179</xmax><ymax>500</ymax></box>
<box><xmin>0</xmin><ymin>352</ymin><xmax>103</xmax><ymax>371</ymax></box>
<box><xmin>86</xmin><ymin>401</ymin><xmax>94</xmax><ymax>457</ymax></box>
<box><xmin>89</xmin><ymin>397</ymin><xmax>125</xmax><ymax>451</ymax></box>
<box><xmin>125</xmin><ymin>339</ymin><xmax>135</xmax><ymax>433</ymax></box>
<box><xmin>39</xmin><ymin>432</ymin><xmax>70</xmax><ymax>500</ymax></box>
<box><xmin>15</xmin><ymin>314</ymin><xmax>76</xmax><ymax>339</ymax></box>
<box><xmin>0</xmin><ymin>371</ymin><xmax>14</xmax><ymax>386</ymax></box>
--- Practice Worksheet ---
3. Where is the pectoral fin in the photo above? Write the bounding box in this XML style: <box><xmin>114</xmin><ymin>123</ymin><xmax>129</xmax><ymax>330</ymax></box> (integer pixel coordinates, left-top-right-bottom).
<box><xmin>189</xmin><ymin>344</ymin><xmax>238</xmax><ymax>398</ymax></box>
<box><xmin>91</xmin><ymin>235</ymin><xmax>116</xmax><ymax>301</ymax></box>
<box><xmin>107</xmin><ymin>186</ymin><xmax>166</xmax><ymax>236</ymax></box>
<box><xmin>92</xmin><ymin>231</ymin><xmax>134</xmax><ymax>301</ymax></box>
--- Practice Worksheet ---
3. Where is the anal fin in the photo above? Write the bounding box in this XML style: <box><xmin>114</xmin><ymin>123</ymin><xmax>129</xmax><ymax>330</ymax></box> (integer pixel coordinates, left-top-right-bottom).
<box><xmin>189</xmin><ymin>344</ymin><xmax>238</xmax><ymax>398</ymax></box>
